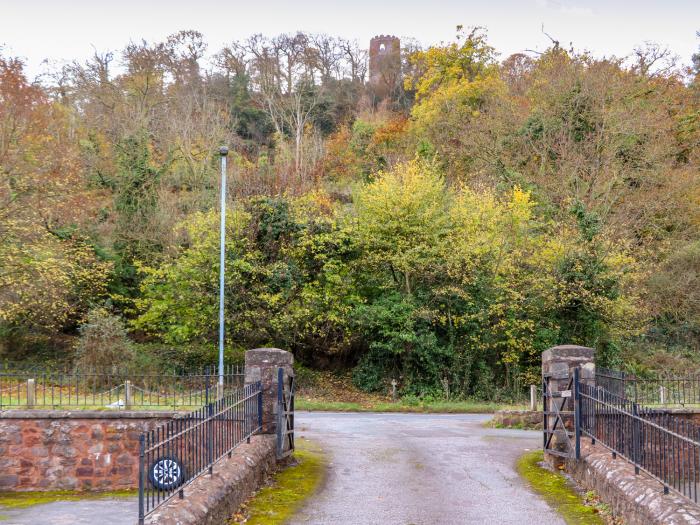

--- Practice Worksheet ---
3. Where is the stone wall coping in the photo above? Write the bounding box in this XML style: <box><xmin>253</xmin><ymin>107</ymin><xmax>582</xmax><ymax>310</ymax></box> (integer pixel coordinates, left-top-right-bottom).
<box><xmin>0</xmin><ymin>409</ymin><xmax>182</xmax><ymax>419</ymax></box>
<box><xmin>249</xmin><ymin>347</ymin><xmax>288</xmax><ymax>354</ymax></box>
<box><xmin>542</xmin><ymin>345</ymin><xmax>595</xmax><ymax>361</ymax></box>
<box><xmin>245</xmin><ymin>347</ymin><xmax>293</xmax><ymax>366</ymax></box>
<box><xmin>549</xmin><ymin>344</ymin><xmax>595</xmax><ymax>351</ymax></box>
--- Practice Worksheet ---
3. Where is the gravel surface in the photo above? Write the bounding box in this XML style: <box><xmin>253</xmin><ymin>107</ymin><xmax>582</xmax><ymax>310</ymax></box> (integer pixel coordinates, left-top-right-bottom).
<box><xmin>0</xmin><ymin>497</ymin><xmax>137</xmax><ymax>525</ymax></box>
<box><xmin>289</xmin><ymin>412</ymin><xmax>565</xmax><ymax>525</ymax></box>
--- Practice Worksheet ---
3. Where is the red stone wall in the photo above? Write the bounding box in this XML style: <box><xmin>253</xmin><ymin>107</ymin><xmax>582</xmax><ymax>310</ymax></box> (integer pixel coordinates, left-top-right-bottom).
<box><xmin>566</xmin><ymin>441</ymin><xmax>700</xmax><ymax>524</ymax></box>
<box><xmin>0</xmin><ymin>411</ymin><xmax>177</xmax><ymax>491</ymax></box>
<box><xmin>653</xmin><ymin>410</ymin><xmax>700</xmax><ymax>426</ymax></box>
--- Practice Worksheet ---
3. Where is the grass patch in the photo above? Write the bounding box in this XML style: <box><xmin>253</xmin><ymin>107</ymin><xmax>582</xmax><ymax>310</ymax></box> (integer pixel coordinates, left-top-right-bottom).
<box><xmin>379</xmin><ymin>400</ymin><xmax>524</xmax><ymax>413</ymax></box>
<box><xmin>517</xmin><ymin>450</ymin><xmax>605</xmax><ymax>525</ymax></box>
<box><xmin>0</xmin><ymin>489</ymin><xmax>136</xmax><ymax>510</ymax></box>
<box><xmin>231</xmin><ymin>438</ymin><xmax>324</xmax><ymax>525</ymax></box>
<box><xmin>295</xmin><ymin>398</ymin><xmax>366</xmax><ymax>412</ymax></box>
<box><xmin>296</xmin><ymin>396</ymin><xmax>525</xmax><ymax>414</ymax></box>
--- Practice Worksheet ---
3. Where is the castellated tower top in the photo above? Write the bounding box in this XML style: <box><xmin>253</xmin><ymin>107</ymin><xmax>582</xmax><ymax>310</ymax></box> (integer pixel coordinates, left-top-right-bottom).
<box><xmin>370</xmin><ymin>35</ymin><xmax>400</xmax><ymax>55</ymax></box>
<box><xmin>369</xmin><ymin>35</ymin><xmax>401</xmax><ymax>99</ymax></box>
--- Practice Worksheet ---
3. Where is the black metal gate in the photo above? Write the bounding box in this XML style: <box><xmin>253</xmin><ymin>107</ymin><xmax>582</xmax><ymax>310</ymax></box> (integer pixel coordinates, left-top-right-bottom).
<box><xmin>276</xmin><ymin>367</ymin><xmax>295</xmax><ymax>459</ymax></box>
<box><xmin>543</xmin><ymin>367</ymin><xmax>581</xmax><ymax>460</ymax></box>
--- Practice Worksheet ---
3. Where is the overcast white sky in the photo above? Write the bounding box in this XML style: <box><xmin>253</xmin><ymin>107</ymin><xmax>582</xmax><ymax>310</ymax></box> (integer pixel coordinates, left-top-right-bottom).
<box><xmin>1</xmin><ymin>0</ymin><xmax>698</xmax><ymax>79</ymax></box>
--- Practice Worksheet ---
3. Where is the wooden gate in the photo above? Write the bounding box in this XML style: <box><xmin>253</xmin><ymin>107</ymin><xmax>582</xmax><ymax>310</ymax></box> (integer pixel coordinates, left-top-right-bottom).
<box><xmin>276</xmin><ymin>367</ymin><xmax>295</xmax><ymax>459</ymax></box>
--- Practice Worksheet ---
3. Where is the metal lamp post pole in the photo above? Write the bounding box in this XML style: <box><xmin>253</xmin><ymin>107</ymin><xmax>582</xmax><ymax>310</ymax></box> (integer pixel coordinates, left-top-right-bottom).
<box><xmin>218</xmin><ymin>146</ymin><xmax>229</xmax><ymax>396</ymax></box>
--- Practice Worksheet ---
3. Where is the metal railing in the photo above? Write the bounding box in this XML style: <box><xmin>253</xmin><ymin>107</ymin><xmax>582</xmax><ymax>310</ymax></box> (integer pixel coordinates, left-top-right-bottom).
<box><xmin>138</xmin><ymin>381</ymin><xmax>263</xmax><ymax>523</ymax></box>
<box><xmin>596</xmin><ymin>367</ymin><xmax>700</xmax><ymax>407</ymax></box>
<box><xmin>579</xmin><ymin>381</ymin><xmax>700</xmax><ymax>503</ymax></box>
<box><xmin>0</xmin><ymin>365</ymin><xmax>244</xmax><ymax>409</ymax></box>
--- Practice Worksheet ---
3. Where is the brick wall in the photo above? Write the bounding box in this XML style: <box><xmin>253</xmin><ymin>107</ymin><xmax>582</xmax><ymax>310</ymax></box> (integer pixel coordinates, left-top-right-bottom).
<box><xmin>0</xmin><ymin>410</ymin><xmax>177</xmax><ymax>491</ymax></box>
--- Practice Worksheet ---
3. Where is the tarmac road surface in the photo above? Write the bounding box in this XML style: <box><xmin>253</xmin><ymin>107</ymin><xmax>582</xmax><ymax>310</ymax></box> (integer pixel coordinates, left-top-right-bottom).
<box><xmin>288</xmin><ymin>412</ymin><xmax>565</xmax><ymax>525</ymax></box>
<box><xmin>0</xmin><ymin>412</ymin><xmax>563</xmax><ymax>525</ymax></box>
<box><xmin>0</xmin><ymin>497</ymin><xmax>137</xmax><ymax>525</ymax></box>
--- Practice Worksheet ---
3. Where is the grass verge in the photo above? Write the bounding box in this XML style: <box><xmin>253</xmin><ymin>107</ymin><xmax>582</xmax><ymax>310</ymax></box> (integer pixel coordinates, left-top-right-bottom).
<box><xmin>231</xmin><ymin>438</ymin><xmax>324</xmax><ymax>525</ymax></box>
<box><xmin>296</xmin><ymin>397</ymin><xmax>525</xmax><ymax>414</ymax></box>
<box><xmin>517</xmin><ymin>450</ymin><xmax>607</xmax><ymax>525</ymax></box>
<box><xmin>0</xmin><ymin>489</ymin><xmax>136</xmax><ymax>510</ymax></box>
<box><xmin>295</xmin><ymin>367</ymin><xmax>529</xmax><ymax>414</ymax></box>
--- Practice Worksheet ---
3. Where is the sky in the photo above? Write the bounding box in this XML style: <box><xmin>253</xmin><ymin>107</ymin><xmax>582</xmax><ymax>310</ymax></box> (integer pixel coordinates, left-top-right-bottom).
<box><xmin>1</xmin><ymin>0</ymin><xmax>698</xmax><ymax>79</ymax></box>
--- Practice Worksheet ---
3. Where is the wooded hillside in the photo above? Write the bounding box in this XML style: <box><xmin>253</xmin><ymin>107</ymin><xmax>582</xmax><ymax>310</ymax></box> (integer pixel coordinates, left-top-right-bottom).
<box><xmin>1</xmin><ymin>28</ymin><xmax>698</xmax><ymax>399</ymax></box>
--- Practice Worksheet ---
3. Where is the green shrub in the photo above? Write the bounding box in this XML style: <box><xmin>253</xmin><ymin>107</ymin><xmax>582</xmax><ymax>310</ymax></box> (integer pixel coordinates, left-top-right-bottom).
<box><xmin>74</xmin><ymin>308</ymin><xmax>135</xmax><ymax>370</ymax></box>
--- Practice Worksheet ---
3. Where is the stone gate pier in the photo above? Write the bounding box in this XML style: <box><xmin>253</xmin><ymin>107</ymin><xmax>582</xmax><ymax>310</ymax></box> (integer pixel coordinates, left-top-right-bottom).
<box><xmin>542</xmin><ymin>345</ymin><xmax>595</xmax><ymax>466</ymax></box>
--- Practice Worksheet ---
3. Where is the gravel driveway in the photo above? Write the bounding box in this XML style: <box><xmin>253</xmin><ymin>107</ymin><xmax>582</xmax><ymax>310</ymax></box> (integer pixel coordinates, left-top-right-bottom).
<box><xmin>289</xmin><ymin>412</ymin><xmax>565</xmax><ymax>525</ymax></box>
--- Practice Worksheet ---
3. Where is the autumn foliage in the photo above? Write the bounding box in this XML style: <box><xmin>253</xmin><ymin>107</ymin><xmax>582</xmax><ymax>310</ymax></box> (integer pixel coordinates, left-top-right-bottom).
<box><xmin>1</xmin><ymin>28</ymin><xmax>699</xmax><ymax>397</ymax></box>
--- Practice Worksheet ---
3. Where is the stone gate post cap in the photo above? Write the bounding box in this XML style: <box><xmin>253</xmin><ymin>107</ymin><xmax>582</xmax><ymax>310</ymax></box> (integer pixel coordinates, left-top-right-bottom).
<box><xmin>245</xmin><ymin>348</ymin><xmax>294</xmax><ymax>366</ymax></box>
<box><xmin>542</xmin><ymin>345</ymin><xmax>595</xmax><ymax>362</ymax></box>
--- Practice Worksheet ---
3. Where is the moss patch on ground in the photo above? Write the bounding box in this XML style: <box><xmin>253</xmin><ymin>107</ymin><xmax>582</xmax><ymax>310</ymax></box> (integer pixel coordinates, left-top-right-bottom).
<box><xmin>517</xmin><ymin>450</ymin><xmax>606</xmax><ymax>525</ymax></box>
<box><xmin>231</xmin><ymin>438</ymin><xmax>325</xmax><ymax>525</ymax></box>
<box><xmin>0</xmin><ymin>489</ymin><xmax>136</xmax><ymax>510</ymax></box>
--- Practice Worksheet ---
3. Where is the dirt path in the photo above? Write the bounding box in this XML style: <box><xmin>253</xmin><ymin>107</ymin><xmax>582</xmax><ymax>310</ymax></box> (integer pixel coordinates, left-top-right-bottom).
<box><xmin>290</xmin><ymin>412</ymin><xmax>565</xmax><ymax>525</ymax></box>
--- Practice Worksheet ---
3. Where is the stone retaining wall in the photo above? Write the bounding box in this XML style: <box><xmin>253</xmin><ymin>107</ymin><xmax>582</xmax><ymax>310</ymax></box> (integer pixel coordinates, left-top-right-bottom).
<box><xmin>145</xmin><ymin>434</ymin><xmax>277</xmax><ymax>525</ymax></box>
<box><xmin>491</xmin><ymin>410</ymin><xmax>542</xmax><ymax>430</ymax></box>
<box><xmin>650</xmin><ymin>408</ymin><xmax>700</xmax><ymax>426</ymax></box>
<box><xmin>0</xmin><ymin>410</ymin><xmax>177</xmax><ymax>491</ymax></box>
<box><xmin>0</xmin><ymin>346</ymin><xmax>294</xmax><ymax>525</ymax></box>
<box><xmin>566</xmin><ymin>441</ymin><xmax>700</xmax><ymax>525</ymax></box>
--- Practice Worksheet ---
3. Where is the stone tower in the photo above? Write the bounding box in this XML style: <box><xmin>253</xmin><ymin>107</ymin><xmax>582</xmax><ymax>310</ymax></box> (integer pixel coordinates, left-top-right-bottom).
<box><xmin>369</xmin><ymin>35</ymin><xmax>401</xmax><ymax>99</ymax></box>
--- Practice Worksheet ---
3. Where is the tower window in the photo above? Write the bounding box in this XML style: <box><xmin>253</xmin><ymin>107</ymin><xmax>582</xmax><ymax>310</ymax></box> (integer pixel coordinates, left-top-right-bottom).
<box><xmin>379</xmin><ymin>43</ymin><xmax>386</xmax><ymax>52</ymax></box>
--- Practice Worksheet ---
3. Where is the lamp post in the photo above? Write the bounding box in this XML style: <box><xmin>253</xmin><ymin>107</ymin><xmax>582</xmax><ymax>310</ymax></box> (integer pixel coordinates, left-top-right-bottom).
<box><xmin>218</xmin><ymin>146</ymin><xmax>229</xmax><ymax>394</ymax></box>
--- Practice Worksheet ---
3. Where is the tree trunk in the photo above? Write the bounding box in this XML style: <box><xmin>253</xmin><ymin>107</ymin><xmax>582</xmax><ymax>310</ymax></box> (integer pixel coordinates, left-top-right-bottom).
<box><xmin>295</xmin><ymin>96</ymin><xmax>303</xmax><ymax>176</ymax></box>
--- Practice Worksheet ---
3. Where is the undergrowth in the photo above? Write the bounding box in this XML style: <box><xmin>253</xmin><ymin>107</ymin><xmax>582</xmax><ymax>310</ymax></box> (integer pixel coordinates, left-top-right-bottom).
<box><xmin>296</xmin><ymin>367</ymin><xmax>528</xmax><ymax>413</ymax></box>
